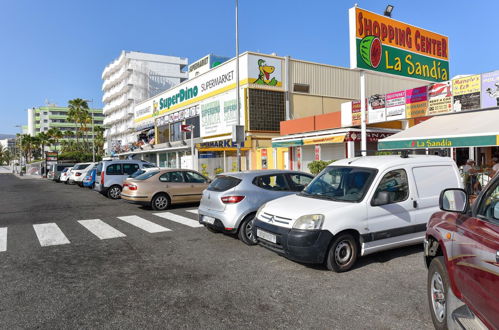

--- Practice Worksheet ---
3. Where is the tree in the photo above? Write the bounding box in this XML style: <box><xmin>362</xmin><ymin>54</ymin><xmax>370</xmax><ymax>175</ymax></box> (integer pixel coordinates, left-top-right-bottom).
<box><xmin>20</xmin><ymin>134</ymin><xmax>35</xmax><ymax>163</ymax></box>
<box><xmin>94</xmin><ymin>125</ymin><xmax>105</xmax><ymax>157</ymax></box>
<box><xmin>36</xmin><ymin>132</ymin><xmax>51</xmax><ymax>157</ymax></box>
<box><xmin>67</xmin><ymin>98</ymin><xmax>90</xmax><ymax>150</ymax></box>
<box><xmin>47</xmin><ymin>128</ymin><xmax>63</xmax><ymax>151</ymax></box>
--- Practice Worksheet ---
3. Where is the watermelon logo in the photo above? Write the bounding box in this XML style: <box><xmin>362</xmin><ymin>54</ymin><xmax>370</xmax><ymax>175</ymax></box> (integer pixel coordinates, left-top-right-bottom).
<box><xmin>360</xmin><ymin>36</ymin><xmax>382</xmax><ymax>69</ymax></box>
<box><xmin>411</xmin><ymin>140</ymin><xmax>416</xmax><ymax>147</ymax></box>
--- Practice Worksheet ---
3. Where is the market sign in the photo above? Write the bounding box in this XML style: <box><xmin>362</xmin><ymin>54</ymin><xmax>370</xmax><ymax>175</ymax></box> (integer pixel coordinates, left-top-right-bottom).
<box><xmin>303</xmin><ymin>135</ymin><xmax>345</xmax><ymax>145</ymax></box>
<box><xmin>349</xmin><ymin>7</ymin><xmax>449</xmax><ymax>82</ymax></box>
<box><xmin>385</xmin><ymin>90</ymin><xmax>406</xmax><ymax>121</ymax></box>
<box><xmin>452</xmin><ymin>74</ymin><xmax>481</xmax><ymax>111</ymax></box>
<box><xmin>427</xmin><ymin>81</ymin><xmax>452</xmax><ymax>115</ymax></box>
<box><xmin>405</xmin><ymin>86</ymin><xmax>428</xmax><ymax>118</ymax></box>
<box><xmin>45</xmin><ymin>151</ymin><xmax>58</xmax><ymax>162</ymax></box>
<box><xmin>481</xmin><ymin>70</ymin><xmax>499</xmax><ymax>109</ymax></box>
<box><xmin>379</xmin><ymin>135</ymin><xmax>499</xmax><ymax>150</ymax></box>
<box><xmin>345</xmin><ymin>131</ymin><xmax>394</xmax><ymax>142</ymax></box>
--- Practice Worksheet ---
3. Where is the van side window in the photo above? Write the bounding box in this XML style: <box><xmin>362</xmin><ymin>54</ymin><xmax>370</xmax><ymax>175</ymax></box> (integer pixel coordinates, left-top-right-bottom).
<box><xmin>123</xmin><ymin>163</ymin><xmax>139</xmax><ymax>175</ymax></box>
<box><xmin>106</xmin><ymin>164</ymin><xmax>122</xmax><ymax>175</ymax></box>
<box><xmin>373</xmin><ymin>169</ymin><xmax>409</xmax><ymax>204</ymax></box>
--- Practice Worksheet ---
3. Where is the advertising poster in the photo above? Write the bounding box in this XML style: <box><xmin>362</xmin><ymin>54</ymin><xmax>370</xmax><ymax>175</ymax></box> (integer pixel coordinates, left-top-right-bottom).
<box><xmin>368</xmin><ymin>94</ymin><xmax>386</xmax><ymax>123</ymax></box>
<box><xmin>385</xmin><ymin>90</ymin><xmax>406</xmax><ymax>121</ymax></box>
<box><xmin>349</xmin><ymin>7</ymin><xmax>449</xmax><ymax>82</ymax></box>
<box><xmin>405</xmin><ymin>86</ymin><xmax>428</xmax><ymax>118</ymax></box>
<box><xmin>200</xmin><ymin>91</ymin><xmax>245</xmax><ymax>137</ymax></box>
<box><xmin>452</xmin><ymin>75</ymin><xmax>481</xmax><ymax>111</ymax></box>
<box><xmin>351</xmin><ymin>99</ymin><xmax>368</xmax><ymax>126</ymax></box>
<box><xmin>248</xmin><ymin>55</ymin><xmax>283</xmax><ymax>88</ymax></box>
<box><xmin>427</xmin><ymin>81</ymin><xmax>452</xmax><ymax>115</ymax></box>
<box><xmin>481</xmin><ymin>70</ymin><xmax>499</xmax><ymax>109</ymax></box>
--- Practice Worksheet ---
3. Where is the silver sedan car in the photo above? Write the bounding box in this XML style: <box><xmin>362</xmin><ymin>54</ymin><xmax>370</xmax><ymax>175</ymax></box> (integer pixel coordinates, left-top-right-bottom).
<box><xmin>198</xmin><ymin>170</ymin><xmax>314</xmax><ymax>245</ymax></box>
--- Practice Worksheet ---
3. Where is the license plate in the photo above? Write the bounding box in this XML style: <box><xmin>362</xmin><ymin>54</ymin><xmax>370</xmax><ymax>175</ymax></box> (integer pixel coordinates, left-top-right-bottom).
<box><xmin>203</xmin><ymin>216</ymin><xmax>215</xmax><ymax>225</ymax></box>
<box><xmin>257</xmin><ymin>229</ymin><xmax>276</xmax><ymax>244</ymax></box>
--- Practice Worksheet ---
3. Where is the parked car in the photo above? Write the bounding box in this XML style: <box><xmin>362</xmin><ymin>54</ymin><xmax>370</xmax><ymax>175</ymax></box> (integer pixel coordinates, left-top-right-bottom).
<box><xmin>198</xmin><ymin>170</ymin><xmax>314</xmax><ymax>245</ymax></box>
<box><xmin>124</xmin><ymin>166</ymin><xmax>161</xmax><ymax>182</ymax></box>
<box><xmin>50</xmin><ymin>164</ymin><xmax>75</xmax><ymax>182</ymax></box>
<box><xmin>82</xmin><ymin>168</ymin><xmax>96</xmax><ymax>189</ymax></box>
<box><xmin>60</xmin><ymin>167</ymin><xmax>73</xmax><ymax>183</ymax></box>
<box><xmin>94</xmin><ymin>159</ymin><xmax>157</xmax><ymax>199</ymax></box>
<box><xmin>424</xmin><ymin>175</ymin><xmax>499</xmax><ymax>329</ymax></box>
<box><xmin>121</xmin><ymin>169</ymin><xmax>210</xmax><ymax>210</ymax></box>
<box><xmin>253</xmin><ymin>155</ymin><xmax>463</xmax><ymax>272</ymax></box>
<box><xmin>68</xmin><ymin>162</ymin><xmax>96</xmax><ymax>186</ymax></box>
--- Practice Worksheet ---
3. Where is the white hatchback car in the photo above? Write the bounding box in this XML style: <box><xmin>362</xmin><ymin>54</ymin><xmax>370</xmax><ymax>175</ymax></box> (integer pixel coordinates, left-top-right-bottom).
<box><xmin>60</xmin><ymin>167</ymin><xmax>73</xmax><ymax>183</ymax></box>
<box><xmin>69</xmin><ymin>163</ymin><xmax>96</xmax><ymax>186</ymax></box>
<box><xmin>254</xmin><ymin>155</ymin><xmax>463</xmax><ymax>272</ymax></box>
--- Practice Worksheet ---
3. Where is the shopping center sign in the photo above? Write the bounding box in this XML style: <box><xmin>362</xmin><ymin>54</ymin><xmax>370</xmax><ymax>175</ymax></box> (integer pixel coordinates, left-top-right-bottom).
<box><xmin>349</xmin><ymin>7</ymin><xmax>449</xmax><ymax>82</ymax></box>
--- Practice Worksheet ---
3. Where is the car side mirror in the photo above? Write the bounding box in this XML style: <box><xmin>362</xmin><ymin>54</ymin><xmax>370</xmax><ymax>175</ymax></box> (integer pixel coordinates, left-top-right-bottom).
<box><xmin>439</xmin><ymin>188</ymin><xmax>468</xmax><ymax>213</ymax></box>
<box><xmin>372</xmin><ymin>191</ymin><xmax>392</xmax><ymax>206</ymax></box>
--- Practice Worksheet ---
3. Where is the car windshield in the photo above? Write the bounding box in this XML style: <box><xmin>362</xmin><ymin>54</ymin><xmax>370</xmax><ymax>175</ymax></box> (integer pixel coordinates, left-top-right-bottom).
<box><xmin>134</xmin><ymin>171</ymin><xmax>160</xmax><ymax>180</ymax></box>
<box><xmin>301</xmin><ymin>166</ymin><xmax>377</xmax><ymax>202</ymax></box>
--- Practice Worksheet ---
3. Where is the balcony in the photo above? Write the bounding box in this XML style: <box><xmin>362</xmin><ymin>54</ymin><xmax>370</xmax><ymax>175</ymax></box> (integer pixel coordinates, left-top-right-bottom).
<box><xmin>102</xmin><ymin>67</ymin><xmax>132</xmax><ymax>91</ymax></box>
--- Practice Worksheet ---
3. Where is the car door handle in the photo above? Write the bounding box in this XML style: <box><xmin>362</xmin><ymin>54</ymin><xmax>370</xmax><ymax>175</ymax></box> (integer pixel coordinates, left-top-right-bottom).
<box><xmin>413</xmin><ymin>201</ymin><xmax>418</xmax><ymax>208</ymax></box>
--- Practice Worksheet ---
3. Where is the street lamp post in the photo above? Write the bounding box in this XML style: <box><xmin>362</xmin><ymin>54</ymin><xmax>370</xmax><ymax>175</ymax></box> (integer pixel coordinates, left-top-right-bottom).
<box><xmin>235</xmin><ymin>0</ymin><xmax>241</xmax><ymax>171</ymax></box>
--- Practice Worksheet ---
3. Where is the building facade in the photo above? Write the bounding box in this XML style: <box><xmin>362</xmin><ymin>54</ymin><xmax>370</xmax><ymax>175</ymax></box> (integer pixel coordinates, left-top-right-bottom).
<box><xmin>101</xmin><ymin>51</ymin><xmax>188</xmax><ymax>154</ymax></box>
<box><xmin>26</xmin><ymin>105</ymin><xmax>104</xmax><ymax>150</ymax></box>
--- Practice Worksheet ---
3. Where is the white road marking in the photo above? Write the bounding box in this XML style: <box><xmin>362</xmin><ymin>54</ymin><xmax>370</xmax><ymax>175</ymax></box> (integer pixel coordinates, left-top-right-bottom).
<box><xmin>0</xmin><ymin>227</ymin><xmax>7</xmax><ymax>252</ymax></box>
<box><xmin>78</xmin><ymin>219</ymin><xmax>126</xmax><ymax>240</ymax></box>
<box><xmin>154</xmin><ymin>212</ymin><xmax>203</xmax><ymax>228</ymax></box>
<box><xmin>33</xmin><ymin>223</ymin><xmax>71</xmax><ymax>247</ymax></box>
<box><xmin>117</xmin><ymin>215</ymin><xmax>171</xmax><ymax>233</ymax></box>
<box><xmin>186</xmin><ymin>209</ymin><xmax>198</xmax><ymax>214</ymax></box>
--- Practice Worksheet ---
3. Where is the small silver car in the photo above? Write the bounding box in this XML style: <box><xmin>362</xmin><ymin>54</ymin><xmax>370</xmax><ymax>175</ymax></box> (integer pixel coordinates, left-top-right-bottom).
<box><xmin>198</xmin><ymin>170</ymin><xmax>314</xmax><ymax>245</ymax></box>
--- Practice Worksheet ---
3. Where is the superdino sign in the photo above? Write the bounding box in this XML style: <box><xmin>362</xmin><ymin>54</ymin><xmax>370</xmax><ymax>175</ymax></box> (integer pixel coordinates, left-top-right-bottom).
<box><xmin>349</xmin><ymin>7</ymin><xmax>449</xmax><ymax>82</ymax></box>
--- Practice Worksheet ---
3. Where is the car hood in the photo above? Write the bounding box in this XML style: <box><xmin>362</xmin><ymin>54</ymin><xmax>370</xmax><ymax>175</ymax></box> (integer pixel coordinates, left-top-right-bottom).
<box><xmin>262</xmin><ymin>193</ymin><xmax>358</xmax><ymax>222</ymax></box>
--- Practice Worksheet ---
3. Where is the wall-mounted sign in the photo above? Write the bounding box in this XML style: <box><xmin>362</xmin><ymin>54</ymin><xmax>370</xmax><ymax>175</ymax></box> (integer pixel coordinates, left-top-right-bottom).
<box><xmin>156</xmin><ymin>105</ymin><xmax>199</xmax><ymax>127</ymax></box>
<box><xmin>405</xmin><ymin>86</ymin><xmax>428</xmax><ymax>118</ymax></box>
<box><xmin>199</xmin><ymin>90</ymin><xmax>245</xmax><ymax>138</ymax></box>
<box><xmin>379</xmin><ymin>135</ymin><xmax>499</xmax><ymax>150</ymax></box>
<box><xmin>481</xmin><ymin>70</ymin><xmax>499</xmax><ymax>109</ymax></box>
<box><xmin>368</xmin><ymin>94</ymin><xmax>386</xmax><ymax>123</ymax></box>
<box><xmin>385</xmin><ymin>91</ymin><xmax>406</xmax><ymax>121</ymax></box>
<box><xmin>349</xmin><ymin>7</ymin><xmax>449</xmax><ymax>82</ymax></box>
<box><xmin>45</xmin><ymin>151</ymin><xmax>58</xmax><ymax>162</ymax></box>
<box><xmin>345</xmin><ymin>131</ymin><xmax>394</xmax><ymax>142</ymax></box>
<box><xmin>452</xmin><ymin>74</ymin><xmax>481</xmax><ymax>112</ymax></box>
<box><xmin>314</xmin><ymin>145</ymin><xmax>320</xmax><ymax>161</ymax></box>
<box><xmin>248</xmin><ymin>56</ymin><xmax>283</xmax><ymax>87</ymax></box>
<box><xmin>303</xmin><ymin>135</ymin><xmax>345</xmax><ymax>145</ymax></box>
<box><xmin>427</xmin><ymin>81</ymin><xmax>452</xmax><ymax>115</ymax></box>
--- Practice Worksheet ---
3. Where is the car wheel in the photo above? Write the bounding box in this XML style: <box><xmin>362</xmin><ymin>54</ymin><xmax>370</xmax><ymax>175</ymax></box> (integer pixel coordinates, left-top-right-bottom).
<box><xmin>428</xmin><ymin>257</ymin><xmax>449</xmax><ymax>330</ymax></box>
<box><xmin>205</xmin><ymin>225</ymin><xmax>219</xmax><ymax>233</ymax></box>
<box><xmin>107</xmin><ymin>185</ymin><xmax>122</xmax><ymax>199</ymax></box>
<box><xmin>151</xmin><ymin>193</ymin><xmax>170</xmax><ymax>210</ymax></box>
<box><xmin>325</xmin><ymin>233</ymin><xmax>358</xmax><ymax>272</ymax></box>
<box><xmin>238</xmin><ymin>214</ymin><xmax>257</xmax><ymax>246</ymax></box>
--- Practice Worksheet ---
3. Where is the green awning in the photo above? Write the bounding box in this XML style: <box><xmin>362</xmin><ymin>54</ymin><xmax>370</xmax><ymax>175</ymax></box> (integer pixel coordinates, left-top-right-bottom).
<box><xmin>271</xmin><ymin>140</ymin><xmax>303</xmax><ymax>148</ymax></box>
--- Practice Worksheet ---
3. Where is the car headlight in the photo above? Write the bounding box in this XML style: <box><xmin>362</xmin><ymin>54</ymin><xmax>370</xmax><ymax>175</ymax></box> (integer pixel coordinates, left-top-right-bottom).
<box><xmin>255</xmin><ymin>203</ymin><xmax>267</xmax><ymax>220</ymax></box>
<box><xmin>292</xmin><ymin>214</ymin><xmax>324</xmax><ymax>230</ymax></box>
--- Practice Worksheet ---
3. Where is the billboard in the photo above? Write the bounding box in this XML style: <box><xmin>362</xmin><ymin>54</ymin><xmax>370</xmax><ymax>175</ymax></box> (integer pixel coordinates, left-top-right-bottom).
<box><xmin>405</xmin><ymin>86</ymin><xmax>428</xmax><ymax>118</ymax></box>
<box><xmin>452</xmin><ymin>74</ymin><xmax>481</xmax><ymax>112</ymax></box>
<box><xmin>481</xmin><ymin>70</ymin><xmax>499</xmax><ymax>109</ymax></box>
<box><xmin>427</xmin><ymin>81</ymin><xmax>452</xmax><ymax>115</ymax></box>
<box><xmin>349</xmin><ymin>7</ymin><xmax>449</xmax><ymax>82</ymax></box>
<box><xmin>368</xmin><ymin>94</ymin><xmax>386</xmax><ymax>123</ymax></box>
<box><xmin>385</xmin><ymin>90</ymin><xmax>406</xmax><ymax>121</ymax></box>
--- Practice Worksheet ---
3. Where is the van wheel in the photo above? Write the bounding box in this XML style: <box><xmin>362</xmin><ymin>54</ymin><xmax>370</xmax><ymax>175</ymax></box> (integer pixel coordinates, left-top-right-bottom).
<box><xmin>107</xmin><ymin>185</ymin><xmax>122</xmax><ymax>199</ymax></box>
<box><xmin>428</xmin><ymin>257</ymin><xmax>449</xmax><ymax>329</ymax></box>
<box><xmin>325</xmin><ymin>233</ymin><xmax>358</xmax><ymax>272</ymax></box>
<box><xmin>238</xmin><ymin>214</ymin><xmax>257</xmax><ymax>246</ymax></box>
<box><xmin>151</xmin><ymin>193</ymin><xmax>170</xmax><ymax>210</ymax></box>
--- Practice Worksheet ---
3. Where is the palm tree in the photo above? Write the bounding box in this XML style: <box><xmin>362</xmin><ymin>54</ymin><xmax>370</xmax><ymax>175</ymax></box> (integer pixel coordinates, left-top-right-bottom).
<box><xmin>47</xmin><ymin>128</ymin><xmax>63</xmax><ymax>151</ymax></box>
<box><xmin>20</xmin><ymin>134</ymin><xmax>35</xmax><ymax>163</ymax></box>
<box><xmin>94</xmin><ymin>125</ymin><xmax>105</xmax><ymax>156</ymax></box>
<box><xmin>37</xmin><ymin>132</ymin><xmax>51</xmax><ymax>156</ymax></box>
<box><xmin>67</xmin><ymin>98</ymin><xmax>90</xmax><ymax>150</ymax></box>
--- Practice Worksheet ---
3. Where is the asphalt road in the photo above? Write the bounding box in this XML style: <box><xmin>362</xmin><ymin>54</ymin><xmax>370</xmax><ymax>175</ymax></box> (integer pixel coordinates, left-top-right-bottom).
<box><xmin>0</xmin><ymin>173</ymin><xmax>433</xmax><ymax>329</ymax></box>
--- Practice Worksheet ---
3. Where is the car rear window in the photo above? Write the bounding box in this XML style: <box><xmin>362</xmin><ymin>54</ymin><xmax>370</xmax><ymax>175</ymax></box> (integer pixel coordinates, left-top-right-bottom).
<box><xmin>57</xmin><ymin>165</ymin><xmax>68</xmax><ymax>171</ymax></box>
<box><xmin>74</xmin><ymin>164</ymin><xmax>90</xmax><ymax>170</ymax></box>
<box><xmin>207</xmin><ymin>176</ymin><xmax>241</xmax><ymax>192</ymax></box>
<box><xmin>135</xmin><ymin>171</ymin><xmax>160</xmax><ymax>180</ymax></box>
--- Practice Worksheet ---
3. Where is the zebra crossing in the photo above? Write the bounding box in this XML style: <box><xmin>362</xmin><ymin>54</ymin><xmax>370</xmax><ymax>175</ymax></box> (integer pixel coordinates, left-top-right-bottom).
<box><xmin>0</xmin><ymin>209</ymin><xmax>200</xmax><ymax>252</ymax></box>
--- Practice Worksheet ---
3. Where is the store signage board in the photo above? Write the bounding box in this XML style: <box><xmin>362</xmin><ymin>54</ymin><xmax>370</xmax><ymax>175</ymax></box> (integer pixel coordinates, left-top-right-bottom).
<box><xmin>349</xmin><ymin>7</ymin><xmax>449</xmax><ymax>82</ymax></box>
<box><xmin>385</xmin><ymin>91</ymin><xmax>406</xmax><ymax>121</ymax></box>
<box><xmin>368</xmin><ymin>94</ymin><xmax>386</xmax><ymax>123</ymax></box>
<box><xmin>481</xmin><ymin>70</ymin><xmax>499</xmax><ymax>109</ymax></box>
<box><xmin>379</xmin><ymin>135</ymin><xmax>499</xmax><ymax>150</ymax></box>
<box><xmin>199</xmin><ymin>90</ymin><xmax>245</xmax><ymax>138</ymax></box>
<box><xmin>45</xmin><ymin>152</ymin><xmax>58</xmax><ymax>162</ymax></box>
<box><xmin>452</xmin><ymin>74</ymin><xmax>481</xmax><ymax>112</ymax></box>
<box><xmin>272</xmin><ymin>140</ymin><xmax>303</xmax><ymax>148</ymax></box>
<box><xmin>427</xmin><ymin>81</ymin><xmax>452</xmax><ymax>115</ymax></box>
<box><xmin>405</xmin><ymin>86</ymin><xmax>428</xmax><ymax>118</ymax></box>
<box><xmin>303</xmin><ymin>135</ymin><xmax>345</xmax><ymax>145</ymax></box>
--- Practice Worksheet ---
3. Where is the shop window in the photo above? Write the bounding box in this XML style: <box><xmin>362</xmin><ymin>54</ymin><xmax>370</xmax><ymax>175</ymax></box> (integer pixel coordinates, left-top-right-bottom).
<box><xmin>248</xmin><ymin>89</ymin><xmax>285</xmax><ymax>131</ymax></box>
<box><xmin>293</xmin><ymin>84</ymin><xmax>310</xmax><ymax>93</ymax></box>
<box><xmin>157</xmin><ymin>125</ymin><xmax>170</xmax><ymax>144</ymax></box>
<box><xmin>185</xmin><ymin>116</ymin><xmax>200</xmax><ymax>139</ymax></box>
<box><xmin>170</xmin><ymin>121</ymin><xmax>182</xmax><ymax>142</ymax></box>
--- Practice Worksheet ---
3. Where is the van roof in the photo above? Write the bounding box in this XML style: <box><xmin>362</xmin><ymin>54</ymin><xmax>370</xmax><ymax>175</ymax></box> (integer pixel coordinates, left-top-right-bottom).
<box><xmin>331</xmin><ymin>155</ymin><xmax>455</xmax><ymax>170</ymax></box>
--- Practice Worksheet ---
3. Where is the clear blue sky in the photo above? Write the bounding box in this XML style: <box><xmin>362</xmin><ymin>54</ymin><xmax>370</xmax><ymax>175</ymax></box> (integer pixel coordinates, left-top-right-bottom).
<box><xmin>0</xmin><ymin>0</ymin><xmax>497</xmax><ymax>134</ymax></box>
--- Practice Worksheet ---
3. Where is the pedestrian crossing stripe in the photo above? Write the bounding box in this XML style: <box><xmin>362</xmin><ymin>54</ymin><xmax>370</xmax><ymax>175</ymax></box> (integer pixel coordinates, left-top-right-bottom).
<box><xmin>78</xmin><ymin>219</ymin><xmax>126</xmax><ymax>240</ymax></box>
<box><xmin>33</xmin><ymin>223</ymin><xmax>71</xmax><ymax>247</ymax></box>
<box><xmin>0</xmin><ymin>227</ymin><xmax>7</xmax><ymax>252</ymax></box>
<box><xmin>186</xmin><ymin>209</ymin><xmax>198</xmax><ymax>215</ymax></box>
<box><xmin>117</xmin><ymin>215</ymin><xmax>171</xmax><ymax>233</ymax></box>
<box><xmin>154</xmin><ymin>212</ymin><xmax>203</xmax><ymax>228</ymax></box>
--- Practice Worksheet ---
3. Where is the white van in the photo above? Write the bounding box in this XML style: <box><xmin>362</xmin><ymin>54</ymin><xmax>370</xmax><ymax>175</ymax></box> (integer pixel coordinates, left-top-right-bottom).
<box><xmin>253</xmin><ymin>155</ymin><xmax>463</xmax><ymax>272</ymax></box>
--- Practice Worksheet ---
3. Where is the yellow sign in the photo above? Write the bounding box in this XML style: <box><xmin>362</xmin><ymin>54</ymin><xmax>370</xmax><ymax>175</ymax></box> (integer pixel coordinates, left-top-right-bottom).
<box><xmin>303</xmin><ymin>135</ymin><xmax>345</xmax><ymax>145</ymax></box>
<box><xmin>452</xmin><ymin>75</ymin><xmax>481</xmax><ymax>96</ymax></box>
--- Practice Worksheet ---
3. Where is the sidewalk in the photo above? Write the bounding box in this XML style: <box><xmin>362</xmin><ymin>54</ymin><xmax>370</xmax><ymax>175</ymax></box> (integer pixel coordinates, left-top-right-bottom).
<box><xmin>12</xmin><ymin>173</ymin><xmax>46</xmax><ymax>180</ymax></box>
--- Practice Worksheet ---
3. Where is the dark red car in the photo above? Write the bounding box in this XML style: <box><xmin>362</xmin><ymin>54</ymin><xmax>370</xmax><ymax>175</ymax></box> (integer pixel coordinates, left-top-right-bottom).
<box><xmin>424</xmin><ymin>176</ymin><xmax>499</xmax><ymax>329</ymax></box>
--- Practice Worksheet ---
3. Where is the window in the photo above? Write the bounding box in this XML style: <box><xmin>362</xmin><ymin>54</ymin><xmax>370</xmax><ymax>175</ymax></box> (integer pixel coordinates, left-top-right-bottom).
<box><xmin>184</xmin><ymin>171</ymin><xmax>207</xmax><ymax>183</ymax></box>
<box><xmin>254</xmin><ymin>174</ymin><xmax>289</xmax><ymax>191</ymax></box>
<box><xmin>135</xmin><ymin>171</ymin><xmax>159</xmax><ymax>180</ymax></box>
<box><xmin>412</xmin><ymin>166</ymin><xmax>455</xmax><ymax>198</ymax></box>
<box><xmin>159</xmin><ymin>171</ymin><xmax>184</xmax><ymax>183</ymax></box>
<box><xmin>142</xmin><ymin>163</ymin><xmax>157</xmax><ymax>168</ymax></box>
<box><xmin>477</xmin><ymin>180</ymin><xmax>499</xmax><ymax>222</ymax></box>
<box><xmin>185</xmin><ymin>116</ymin><xmax>200</xmax><ymax>139</ymax></box>
<box><xmin>248</xmin><ymin>89</ymin><xmax>285</xmax><ymax>131</ymax></box>
<box><xmin>207</xmin><ymin>176</ymin><xmax>241</xmax><ymax>192</ymax></box>
<box><xmin>123</xmin><ymin>163</ymin><xmax>139</xmax><ymax>175</ymax></box>
<box><xmin>157</xmin><ymin>125</ymin><xmax>170</xmax><ymax>144</ymax></box>
<box><xmin>170</xmin><ymin>122</ymin><xmax>182</xmax><ymax>142</ymax></box>
<box><xmin>287</xmin><ymin>173</ymin><xmax>314</xmax><ymax>192</ymax></box>
<box><xmin>373</xmin><ymin>169</ymin><xmax>409</xmax><ymax>204</ymax></box>
<box><xmin>293</xmin><ymin>83</ymin><xmax>310</xmax><ymax>93</ymax></box>
<box><xmin>106</xmin><ymin>164</ymin><xmax>122</xmax><ymax>175</ymax></box>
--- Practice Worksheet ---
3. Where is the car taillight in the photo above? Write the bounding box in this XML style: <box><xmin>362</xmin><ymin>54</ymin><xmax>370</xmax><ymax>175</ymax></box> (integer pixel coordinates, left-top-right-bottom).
<box><xmin>75</xmin><ymin>173</ymin><xmax>81</xmax><ymax>176</ymax></box>
<box><xmin>221</xmin><ymin>196</ymin><xmax>245</xmax><ymax>204</ymax></box>
<box><xmin>101</xmin><ymin>171</ymin><xmax>104</xmax><ymax>185</ymax></box>
<box><xmin>128</xmin><ymin>184</ymin><xmax>137</xmax><ymax>191</ymax></box>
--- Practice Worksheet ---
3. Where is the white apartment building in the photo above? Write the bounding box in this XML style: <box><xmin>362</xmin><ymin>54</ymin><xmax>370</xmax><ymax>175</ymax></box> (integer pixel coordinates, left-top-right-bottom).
<box><xmin>101</xmin><ymin>51</ymin><xmax>188</xmax><ymax>154</ymax></box>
